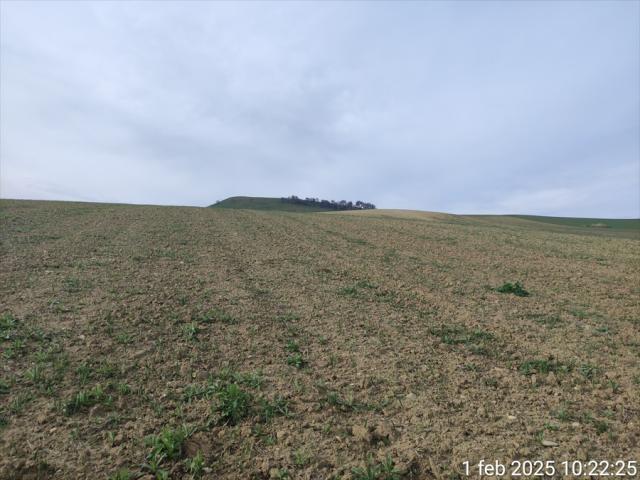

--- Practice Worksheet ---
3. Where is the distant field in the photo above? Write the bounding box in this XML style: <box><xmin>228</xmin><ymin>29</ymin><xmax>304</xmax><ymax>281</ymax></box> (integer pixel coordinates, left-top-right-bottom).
<box><xmin>467</xmin><ymin>214</ymin><xmax>639</xmax><ymax>240</ymax></box>
<box><xmin>511</xmin><ymin>214</ymin><xmax>640</xmax><ymax>230</ymax></box>
<box><xmin>211</xmin><ymin>196</ymin><xmax>333</xmax><ymax>212</ymax></box>
<box><xmin>1</xmin><ymin>199</ymin><xmax>639</xmax><ymax>479</ymax></box>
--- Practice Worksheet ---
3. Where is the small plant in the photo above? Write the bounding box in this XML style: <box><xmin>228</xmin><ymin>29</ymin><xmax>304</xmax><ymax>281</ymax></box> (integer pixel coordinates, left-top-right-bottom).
<box><xmin>272</xmin><ymin>469</ymin><xmax>291</xmax><ymax>480</ymax></box>
<box><xmin>0</xmin><ymin>312</ymin><xmax>17</xmax><ymax>336</ymax></box>
<box><xmin>115</xmin><ymin>332</ymin><xmax>134</xmax><ymax>345</ymax></box>
<box><xmin>184</xmin><ymin>451</ymin><xmax>205</xmax><ymax>477</ymax></box>
<box><xmin>76</xmin><ymin>363</ymin><xmax>93</xmax><ymax>385</ymax></box>
<box><xmin>352</xmin><ymin>455</ymin><xmax>401</xmax><ymax>480</ymax></box>
<box><xmin>108</xmin><ymin>468</ymin><xmax>133</xmax><ymax>480</ymax></box>
<box><xmin>495</xmin><ymin>282</ymin><xmax>529</xmax><ymax>297</ymax></box>
<box><xmin>519</xmin><ymin>359</ymin><xmax>568</xmax><ymax>376</ymax></box>
<box><xmin>182</xmin><ymin>322</ymin><xmax>199</xmax><ymax>341</ymax></box>
<box><xmin>0</xmin><ymin>380</ymin><xmax>9</xmax><ymax>395</ymax></box>
<box><xmin>64</xmin><ymin>385</ymin><xmax>109</xmax><ymax>415</ymax></box>
<box><xmin>429</xmin><ymin>325</ymin><xmax>495</xmax><ymax>355</ymax></box>
<box><xmin>25</xmin><ymin>364</ymin><xmax>45</xmax><ymax>384</ymax></box>
<box><xmin>579</xmin><ymin>363</ymin><xmax>600</xmax><ymax>381</ymax></box>
<box><xmin>194</xmin><ymin>307</ymin><xmax>236</xmax><ymax>325</ymax></box>
<box><xmin>63</xmin><ymin>277</ymin><xmax>83</xmax><ymax>293</ymax></box>
<box><xmin>145</xmin><ymin>425</ymin><xmax>192</xmax><ymax>464</ymax></box>
<box><xmin>553</xmin><ymin>404</ymin><xmax>577</xmax><ymax>422</ymax></box>
<box><xmin>9</xmin><ymin>392</ymin><xmax>33</xmax><ymax>415</ymax></box>
<box><xmin>285</xmin><ymin>339</ymin><xmax>300</xmax><ymax>353</ymax></box>
<box><xmin>214</xmin><ymin>383</ymin><xmax>252</xmax><ymax>424</ymax></box>
<box><xmin>293</xmin><ymin>448</ymin><xmax>311</xmax><ymax>467</ymax></box>
<box><xmin>287</xmin><ymin>353</ymin><xmax>306</xmax><ymax>369</ymax></box>
<box><xmin>530</xmin><ymin>314</ymin><xmax>563</xmax><ymax>328</ymax></box>
<box><xmin>339</xmin><ymin>285</ymin><xmax>359</xmax><ymax>297</ymax></box>
<box><xmin>182</xmin><ymin>383</ymin><xmax>218</xmax><ymax>403</ymax></box>
<box><xmin>258</xmin><ymin>395</ymin><xmax>290</xmax><ymax>422</ymax></box>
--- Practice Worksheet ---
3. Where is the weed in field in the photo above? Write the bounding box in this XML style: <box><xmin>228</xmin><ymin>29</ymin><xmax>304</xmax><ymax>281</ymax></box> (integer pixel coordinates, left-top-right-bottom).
<box><xmin>276</xmin><ymin>313</ymin><xmax>300</xmax><ymax>325</ymax></box>
<box><xmin>570</xmin><ymin>308</ymin><xmax>590</xmax><ymax>319</ymax></box>
<box><xmin>271</xmin><ymin>468</ymin><xmax>290</xmax><ymax>479</ymax></box>
<box><xmin>519</xmin><ymin>359</ymin><xmax>570</xmax><ymax>376</ymax></box>
<box><xmin>63</xmin><ymin>277</ymin><xmax>84</xmax><ymax>293</ymax></box>
<box><xmin>194</xmin><ymin>307</ymin><xmax>236</xmax><ymax>325</ymax></box>
<box><xmin>287</xmin><ymin>353</ymin><xmax>306</xmax><ymax>369</ymax></box>
<box><xmin>356</xmin><ymin>280</ymin><xmax>377</xmax><ymax>289</ymax></box>
<box><xmin>553</xmin><ymin>404</ymin><xmax>577</xmax><ymax>422</ymax></box>
<box><xmin>215</xmin><ymin>369</ymin><xmax>264</xmax><ymax>388</ymax></box>
<box><xmin>64</xmin><ymin>385</ymin><xmax>110</xmax><ymax>415</ymax></box>
<box><xmin>339</xmin><ymin>286</ymin><xmax>359</xmax><ymax>297</ymax></box>
<box><xmin>429</xmin><ymin>325</ymin><xmax>495</xmax><ymax>355</ymax></box>
<box><xmin>285</xmin><ymin>339</ymin><xmax>300</xmax><ymax>353</ymax></box>
<box><xmin>258</xmin><ymin>395</ymin><xmax>290</xmax><ymax>422</ymax></box>
<box><xmin>579</xmin><ymin>363</ymin><xmax>600</xmax><ymax>381</ymax></box>
<box><xmin>0</xmin><ymin>312</ymin><xmax>17</xmax><ymax>337</ymax></box>
<box><xmin>184</xmin><ymin>451</ymin><xmax>205</xmax><ymax>477</ymax></box>
<box><xmin>214</xmin><ymin>383</ymin><xmax>252</xmax><ymax>424</ymax></box>
<box><xmin>352</xmin><ymin>455</ymin><xmax>401</xmax><ymax>480</ymax></box>
<box><xmin>115</xmin><ymin>332</ymin><xmax>134</xmax><ymax>345</ymax></box>
<box><xmin>0</xmin><ymin>380</ymin><xmax>9</xmax><ymax>394</ymax></box>
<box><xmin>76</xmin><ymin>363</ymin><xmax>93</xmax><ymax>385</ymax></box>
<box><xmin>293</xmin><ymin>448</ymin><xmax>311</xmax><ymax>467</ymax></box>
<box><xmin>9</xmin><ymin>392</ymin><xmax>33</xmax><ymax>415</ymax></box>
<box><xmin>97</xmin><ymin>362</ymin><xmax>120</xmax><ymax>379</ymax></box>
<box><xmin>182</xmin><ymin>322</ymin><xmax>199</xmax><ymax>341</ymax></box>
<box><xmin>583</xmin><ymin>413</ymin><xmax>609</xmax><ymax>434</ymax></box>
<box><xmin>529</xmin><ymin>314</ymin><xmax>563</xmax><ymax>328</ymax></box>
<box><xmin>144</xmin><ymin>425</ymin><xmax>193</xmax><ymax>474</ymax></box>
<box><xmin>108</xmin><ymin>468</ymin><xmax>133</xmax><ymax>480</ymax></box>
<box><xmin>183</xmin><ymin>383</ymin><xmax>218</xmax><ymax>402</ymax></box>
<box><xmin>25</xmin><ymin>364</ymin><xmax>45</xmax><ymax>384</ymax></box>
<box><xmin>495</xmin><ymin>282</ymin><xmax>529</xmax><ymax>297</ymax></box>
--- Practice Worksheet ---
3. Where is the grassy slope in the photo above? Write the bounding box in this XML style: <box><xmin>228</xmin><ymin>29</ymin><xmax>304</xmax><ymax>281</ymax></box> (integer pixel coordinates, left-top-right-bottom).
<box><xmin>210</xmin><ymin>196</ymin><xmax>333</xmax><ymax>212</ymax></box>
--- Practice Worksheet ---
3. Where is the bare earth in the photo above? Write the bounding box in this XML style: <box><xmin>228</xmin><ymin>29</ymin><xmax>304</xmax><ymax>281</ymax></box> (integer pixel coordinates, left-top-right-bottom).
<box><xmin>1</xmin><ymin>200</ymin><xmax>639</xmax><ymax>479</ymax></box>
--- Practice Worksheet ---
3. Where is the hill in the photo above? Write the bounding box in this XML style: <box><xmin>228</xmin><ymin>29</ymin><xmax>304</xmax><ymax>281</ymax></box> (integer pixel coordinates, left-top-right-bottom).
<box><xmin>1</xmin><ymin>199</ymin><xmax>639</xmax><ymax>479</ymax></box>
<box><xmin>210</xmin><ymin>196</ymin><xmax>334</xmax><ymax>212</ymax></box>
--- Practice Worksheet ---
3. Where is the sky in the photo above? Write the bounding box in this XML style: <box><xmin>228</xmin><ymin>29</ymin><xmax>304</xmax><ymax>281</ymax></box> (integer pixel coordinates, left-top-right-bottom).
<box><xmin>1</xmin><ymin>1</ymin><xmax>639</xmax><ymax>217</ymax></box>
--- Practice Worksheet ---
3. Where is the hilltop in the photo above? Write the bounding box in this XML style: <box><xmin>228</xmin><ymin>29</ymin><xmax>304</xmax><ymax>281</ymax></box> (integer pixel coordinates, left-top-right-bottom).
<box><xmin>210</xmin><ymin>196</ymin><xmax>375</xmax><ymax>213</ymax></box>
<box><xmin>210</xmin><ymin>196</ymin><xmax>334</xmax><ymax>212</ymax></box>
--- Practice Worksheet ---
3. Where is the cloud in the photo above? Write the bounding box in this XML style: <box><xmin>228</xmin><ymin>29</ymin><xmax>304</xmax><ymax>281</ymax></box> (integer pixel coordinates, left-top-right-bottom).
<box><xmin>1</xmin><ymin>1</ymin><xmax>638</xmax><ymax>217</ymax></box>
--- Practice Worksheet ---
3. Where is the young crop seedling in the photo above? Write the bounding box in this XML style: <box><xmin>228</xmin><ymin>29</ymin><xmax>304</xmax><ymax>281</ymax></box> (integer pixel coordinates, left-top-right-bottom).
<box><xmin>214</xmin><ymin>383</ymin><xmax>252</xmax><ymax>425</ymax></box>
<box><xmin>64</xmin><ymin>385</ymin><xmax>111</xmax><ymax>415</ymax></box>
<box><xmin>258</xmin><ymin>395</ymin><xmax>290</xmax><ymax>422</ymax></box>
<box><xmin>519</xmin><ymin>359</ymin><xmax>569</xmax><ymax>376</ymax></box>
<box><xmin>182</xmin><ymin>322</ymin><xmax>199</xmax><ymax>341</ymax></box>
<box><xmin>285</xmin><ymin>339</ymin><xmax>300</xmax><ymax>353</ymax></box>
<box><xmin>287</xmin><ymin>353</ymin><xmax>306</xmax><ymax>369</ymax></box>
<box><xmin>352</xmin><ymin>455</ymin><xmax>402</xmax><ymax>480</ymax></box>
<box><xmin>184</xmin><ymin>451</ymin><xmax>205</xmax><ymax>477</ymax></box>
<box><xmin>144</xmin><ymin>425</ymin><xmax>194</xmax><ymax>475</ymax></box>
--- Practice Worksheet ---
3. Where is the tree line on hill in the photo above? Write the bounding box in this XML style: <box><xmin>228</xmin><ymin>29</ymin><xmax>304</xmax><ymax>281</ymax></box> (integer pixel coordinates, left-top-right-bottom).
<box><xmin>282</xmin><ymin>195</ymin><xmax>376</xmax><ymax>210</ymax></box>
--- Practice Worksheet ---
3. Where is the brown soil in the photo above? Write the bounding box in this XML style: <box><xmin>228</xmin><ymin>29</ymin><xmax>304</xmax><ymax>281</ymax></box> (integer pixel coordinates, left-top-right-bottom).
<box><xmin>1</xmin><ymin>200</ymin><xmax>638</xmax><ymax>479</ymax></box>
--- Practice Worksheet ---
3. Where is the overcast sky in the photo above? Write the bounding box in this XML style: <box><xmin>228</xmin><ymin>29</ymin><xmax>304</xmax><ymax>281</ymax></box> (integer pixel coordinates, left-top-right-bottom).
<box><xmin>1</xmin><ymin>1</ymin><xmax>639</xmax><ymax>217</ymax></box>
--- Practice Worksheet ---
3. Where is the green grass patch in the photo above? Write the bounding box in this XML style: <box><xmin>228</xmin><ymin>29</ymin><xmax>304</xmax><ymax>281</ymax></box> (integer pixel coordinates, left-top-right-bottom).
<box><xmin>518</xmin><ymin>359</ymin><xmax>569</xmax><ymax>376</ymax></box>
<box><xmin>429</xmin><ymin>325</ymin><xmax>496</xmax><ymax>355</ymax></box>
<box><xmin>495</xmin><ymin>282</ymin><xmax>529</xmax><ymax>297</ymax></box>
<box><xmin>64</xmin><ymin>385</ymin><xmax>112</xmax><ymax>415</ymax></box>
